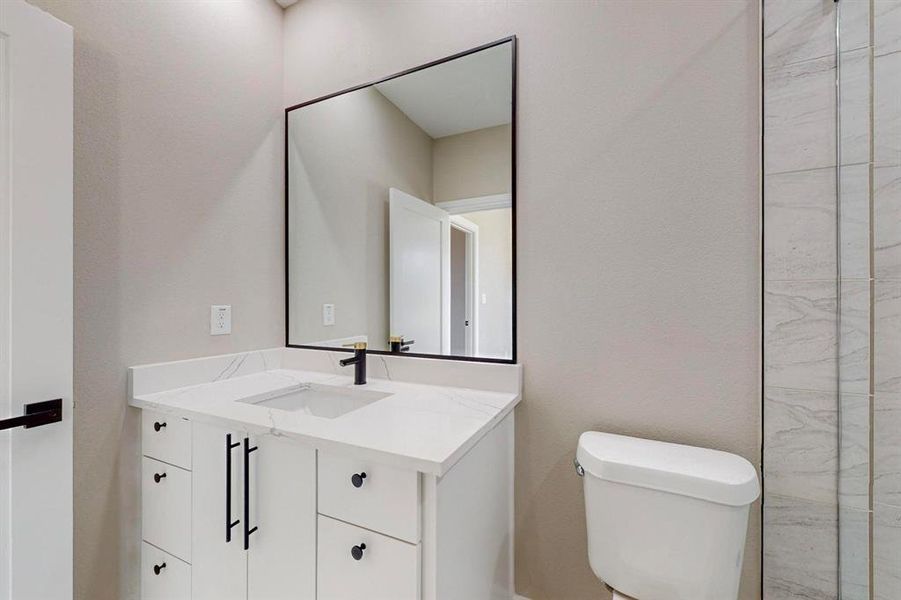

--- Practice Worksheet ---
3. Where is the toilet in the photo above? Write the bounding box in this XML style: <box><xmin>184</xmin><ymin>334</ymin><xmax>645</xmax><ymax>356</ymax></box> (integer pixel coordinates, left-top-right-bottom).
<box><xmin>576</xmin><ymin>432</ymin><xmax>759</xmax><ymax>600</ymax></box>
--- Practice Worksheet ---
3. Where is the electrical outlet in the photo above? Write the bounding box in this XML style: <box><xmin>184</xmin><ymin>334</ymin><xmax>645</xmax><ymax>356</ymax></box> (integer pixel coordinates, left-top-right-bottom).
<box><xmin>322</xmin><ymin>303</ymin><xmax>335</xmax><ymax>326</ymax></box>
<box><xmin>211</xmin><ymin>305</ymin><xmax>231</xmax><ymax>335</ymax></box>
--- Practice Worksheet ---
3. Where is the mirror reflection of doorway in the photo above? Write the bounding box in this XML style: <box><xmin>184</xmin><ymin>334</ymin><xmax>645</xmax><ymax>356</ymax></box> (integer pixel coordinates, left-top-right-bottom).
<box><xmin>450</xmin><ymin>216</ymin><xmax>479</xmax><ymax>356</ymax></box>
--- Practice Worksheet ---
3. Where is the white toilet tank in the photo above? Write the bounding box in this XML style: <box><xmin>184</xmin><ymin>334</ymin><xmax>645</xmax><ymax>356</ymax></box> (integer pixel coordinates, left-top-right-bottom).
<box><xmin>577</xmin><ymin>432</ymin><xmax>759</xmax><ymax>600</ymax></box>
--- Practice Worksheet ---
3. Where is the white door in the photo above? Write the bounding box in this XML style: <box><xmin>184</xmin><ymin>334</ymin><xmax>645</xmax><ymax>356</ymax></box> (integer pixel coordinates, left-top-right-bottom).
<box><xmin>389</xmin><ymin>188</ymin><xmax>450</xmax><ymax>355</ymax></box>
<box><xmin>192</xmin><ymin>422</ymin><xmax>247</xmax><ymax>600</ymax></box>
<box><xmin>246</xmin><ymin>435</ymin><xmax>316</xmax><ymax>599</ymax></box>
<box><xmin>449</xmin><ymin>216</ymin><xmax>479</xmax><ymax>357</ymax></box>
<box><xmin>0</xmin><ymin>2</ymin><xmax>73</xmax><ymax>600</ymax></box>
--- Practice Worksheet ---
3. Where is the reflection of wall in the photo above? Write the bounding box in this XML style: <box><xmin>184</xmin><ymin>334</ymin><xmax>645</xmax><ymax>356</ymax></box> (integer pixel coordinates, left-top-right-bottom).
<box><xmin>289</xmin><ymin>87</ymin><xmax>432</xmax><ymax>347</ymax></box>
<box><xmin>285</xmin><ymin>3</ymin><xmax>761</xmax><ymax>599</ymax></box>
<box><xmin>461</xmin><ymin>209</ymin><xmax>513</xmax><ymax>359</ymax></box>
<box><xmin>433</xmin><ymin>124</ymin><xmax>511</xmax><ymax>202</ymax></box>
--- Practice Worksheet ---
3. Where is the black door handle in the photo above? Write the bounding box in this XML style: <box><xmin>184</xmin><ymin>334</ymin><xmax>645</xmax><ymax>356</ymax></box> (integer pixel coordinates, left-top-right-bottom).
<box><xmin>351</xmin><ymin>543</ymin><xmax>366</xmax><ymax>560</ymax></box>
<box><xmin>153</xmin><ymin>421</ymin><xmax>166</xmax><ymax>432</ymax></box>
<box><xmin>225</xmin><ymin>434</ymin><xmax>240</xmax><ymax>543</ymax></box>
<box><xmin>153</xmin><ymin>562</ymin><xmax>166</xmax><ymax>575</ymax></box>
<box><xmin>153</xmin><ymin>472</ymin><xmax>166</xmax><ymax>483</ymax></box>
<box><xmin>0</xmin><ymin>399</ymin><xmax>62</xmax><ymax>431</ymax></box>
<box><xmin>243</xmin><ymin>437</ymin><xmax>258</xmax><ymax>550</ymax></box>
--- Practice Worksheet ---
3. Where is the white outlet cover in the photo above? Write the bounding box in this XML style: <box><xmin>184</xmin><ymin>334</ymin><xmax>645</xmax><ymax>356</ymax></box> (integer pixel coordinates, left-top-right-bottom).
<box><xmin>322</xmin><ymin>303</ymin><xmax>335</xmax><ymax>326</ymax></box>
<box><xmin>211</xmin><ymin>305</ymin><xmax>231</xmax><ymax>335</ymax></box>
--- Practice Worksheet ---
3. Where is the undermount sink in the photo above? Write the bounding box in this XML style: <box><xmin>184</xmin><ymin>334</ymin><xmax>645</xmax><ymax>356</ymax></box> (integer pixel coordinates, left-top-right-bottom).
<box><xmin>238</xmin><ymin>383</ymin><xmax>390</xmax><ymax>419</ymax></box>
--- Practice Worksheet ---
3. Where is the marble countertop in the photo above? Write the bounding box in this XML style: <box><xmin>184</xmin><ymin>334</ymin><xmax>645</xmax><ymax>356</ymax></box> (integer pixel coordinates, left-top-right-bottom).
<box><xmin>130</xmin><ymin>366</ymin><xmax>520</xmax><ymax>475</ymax></box>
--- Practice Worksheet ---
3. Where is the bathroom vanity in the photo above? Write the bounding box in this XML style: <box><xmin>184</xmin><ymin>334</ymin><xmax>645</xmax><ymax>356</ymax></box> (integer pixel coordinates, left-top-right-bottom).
<box><xmin>132</xmin><ymin>348</ymin><xmax>520</xmax><ymax>600</ymax></box>
<box><xmin>134</xmin><ymin>36</ymin><xmax>519</xmax><ymax>600</ymax></box>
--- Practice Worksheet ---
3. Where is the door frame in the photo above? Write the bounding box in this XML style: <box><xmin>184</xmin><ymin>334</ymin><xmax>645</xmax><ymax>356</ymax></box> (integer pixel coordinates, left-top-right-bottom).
<box><xmin>449</xmin><ymin>215</ymin><xmax>479</xmax><ymax>357</ymax></box>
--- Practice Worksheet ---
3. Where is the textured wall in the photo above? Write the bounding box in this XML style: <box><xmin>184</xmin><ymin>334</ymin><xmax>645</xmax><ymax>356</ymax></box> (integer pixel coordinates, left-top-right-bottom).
<box><xmin>284</xmin><ymin>1</ymin><xmax>761</xmax><ymax>598</ymax></box>
<box><xmin>24</xmin><ymin>1</ymin><xmax>284</xmax><ymax>598</ymax></box>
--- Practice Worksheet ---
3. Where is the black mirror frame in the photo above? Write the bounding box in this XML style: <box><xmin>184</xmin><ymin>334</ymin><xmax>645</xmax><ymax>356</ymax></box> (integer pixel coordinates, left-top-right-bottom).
<box><xmin>285</xmin><ymin>36</ymin><xmax>517</xmax><ymax>364</ymax></box>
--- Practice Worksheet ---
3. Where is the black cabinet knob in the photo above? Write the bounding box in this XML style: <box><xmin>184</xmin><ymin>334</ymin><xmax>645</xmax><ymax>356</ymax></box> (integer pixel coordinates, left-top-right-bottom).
<box><xmin>351</xmin><ymin>543</ymin><xmax>366</xmax><ymax>560</ymax></box>
<box><xmin>153</xmin><ymin>472</ymin><xmax>167</xmax><ymax>483</ymax></box>
<box><xmin>153</xmin><ymin>562</ymin><xmax>166</xmax><ymax>575</ymax></box>
<box><xmin>153</xmin><ymin>421</ymin><xmax>166</xmax><ymax>432</ymax></box>
<box><xmin>351</xmin><ymin>472</ymin><xmax>367</xmax><ymax>488</ymax></box>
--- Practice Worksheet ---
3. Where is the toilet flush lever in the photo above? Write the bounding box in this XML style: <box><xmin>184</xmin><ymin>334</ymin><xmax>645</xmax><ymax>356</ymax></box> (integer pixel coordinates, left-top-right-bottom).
<box><xmin>573</xmin><ymin>457</ymin><xmax>584</xmax><ymax>477</ymax></box>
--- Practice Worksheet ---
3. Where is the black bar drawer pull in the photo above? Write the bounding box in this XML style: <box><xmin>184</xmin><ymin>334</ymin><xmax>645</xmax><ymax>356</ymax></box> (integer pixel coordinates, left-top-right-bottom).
<box><xmin>225</xmin><ymin>434</ymin><xmax>240</xmax><ymax>542</ymax></box>
<box><xmin>243</xmin><ymin>437</ymin><xmax>258</xmax><ymax>550</ymax></box>
<box><xmin>0</xmin><ymin>399</ymin><xmax>62</xmax><ymax>431</ymax></box>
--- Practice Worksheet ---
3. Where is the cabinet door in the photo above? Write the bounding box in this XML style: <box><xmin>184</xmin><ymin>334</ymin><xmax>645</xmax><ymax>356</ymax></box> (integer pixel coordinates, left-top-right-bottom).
<box><xmin>246</xmin><ymin>436</ymin><xmax>316</xmax><ymax>600</ymax></box>
<box><xmin>191</xmin><ymin>422</ymin><xmax>246</xmax><ymax>600</ymax></box>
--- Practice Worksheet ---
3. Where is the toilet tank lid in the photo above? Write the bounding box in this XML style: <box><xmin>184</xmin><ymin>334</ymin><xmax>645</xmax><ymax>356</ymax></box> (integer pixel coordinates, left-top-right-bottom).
<box><xmin>577</xmin><ymin>432</ymin><xmax>760</xmax><ymax>507</ymax></box>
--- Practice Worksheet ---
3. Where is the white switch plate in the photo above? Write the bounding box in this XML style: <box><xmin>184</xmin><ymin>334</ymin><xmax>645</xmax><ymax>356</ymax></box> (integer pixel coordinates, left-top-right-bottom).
<box><xmin>322</xmin><ymin>303</ymin><xmax>335</xmax><ymax>326</ymax></box>
<box><xmin>211</xmin><ymin>305</ymin><xmax>231</xmax><ymax>335</ymax></box>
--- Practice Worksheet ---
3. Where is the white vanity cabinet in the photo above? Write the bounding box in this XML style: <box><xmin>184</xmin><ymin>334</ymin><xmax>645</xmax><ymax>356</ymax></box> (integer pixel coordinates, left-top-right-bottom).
<box><xmin>139</xmin><ymin>407</ymin><xmax>515</xmax><ymax>600</ymax></box>
<box><xmin>191</xmin><ymin>421</ymin><xmax>316</xmax><ymax>600</ymax></box>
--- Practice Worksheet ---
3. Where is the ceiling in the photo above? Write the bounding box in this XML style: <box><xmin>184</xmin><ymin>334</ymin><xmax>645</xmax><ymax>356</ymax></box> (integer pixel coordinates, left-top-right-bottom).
<box><xmin>374</xmin><ymin>43</ymin><xmax>513</xmax><ymax>139</ymax></box>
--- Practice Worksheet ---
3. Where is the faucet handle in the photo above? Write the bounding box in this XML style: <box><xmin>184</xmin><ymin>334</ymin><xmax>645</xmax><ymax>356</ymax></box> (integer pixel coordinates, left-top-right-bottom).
<box><xmin>342</xmin><ymin>341</ymin><xmax>367</xmax><ymax>350</ymax></box>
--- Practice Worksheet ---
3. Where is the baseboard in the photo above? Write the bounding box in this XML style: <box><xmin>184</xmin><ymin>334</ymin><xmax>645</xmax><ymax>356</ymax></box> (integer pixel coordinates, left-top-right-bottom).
<box><xmin>513</xmin><ymin>595</ymin><xmax>531</xmax><ymax>600</ymax></box>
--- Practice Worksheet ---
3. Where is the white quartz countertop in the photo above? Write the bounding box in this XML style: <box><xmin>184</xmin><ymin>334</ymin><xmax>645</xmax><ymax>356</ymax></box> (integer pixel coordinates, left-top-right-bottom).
<box><xmin>130</xmin><ymin>366</ymin><xmax>520</xmax><ymax>475</ymax></box>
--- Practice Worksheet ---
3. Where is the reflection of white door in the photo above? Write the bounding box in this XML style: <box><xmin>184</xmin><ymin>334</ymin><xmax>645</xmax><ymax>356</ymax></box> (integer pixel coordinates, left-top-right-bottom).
<box><xmin>389</xmin><ymin>188</ymin><xmax>450</xmax><ymax>355</ymax></box>
<box><xmin>0</xmin><ymin>2</ymin><xmax>73</xmax><ymax>600</ymax></box>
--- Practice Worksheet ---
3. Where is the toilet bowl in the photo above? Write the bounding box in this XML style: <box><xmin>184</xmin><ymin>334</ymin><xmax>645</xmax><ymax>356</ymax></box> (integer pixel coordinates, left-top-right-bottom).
<box><xmin>576</xmin><ymin>432</ymin><xmax>759</xmax><ymax>600</ymax></box>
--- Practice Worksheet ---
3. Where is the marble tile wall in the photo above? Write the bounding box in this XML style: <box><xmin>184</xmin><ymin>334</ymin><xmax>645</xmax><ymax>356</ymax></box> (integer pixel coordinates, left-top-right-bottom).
<box><xmin>873</xmin><ymin>2</ymin><xmax>901</xmax><ymax>598</ymax></box>
<box><xmin>763</xmin><ymin>1</ymin><xmax>879</xmax><ymax>598</ymax></box>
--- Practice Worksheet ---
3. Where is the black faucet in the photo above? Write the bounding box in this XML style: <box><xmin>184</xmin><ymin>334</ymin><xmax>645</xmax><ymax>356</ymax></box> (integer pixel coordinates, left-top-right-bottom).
<box><xmin>340</xmin><ymin>342</ymin><xmax>367</xmax><ymax>385</ymax></box>
<box><xmin>388</xmin><ymin>335</ymin><xmax>415</xmax><ymax>353</ymax></box>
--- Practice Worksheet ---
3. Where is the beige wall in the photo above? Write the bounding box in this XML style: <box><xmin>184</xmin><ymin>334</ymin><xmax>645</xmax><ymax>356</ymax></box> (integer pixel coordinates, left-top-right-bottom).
<box><xmin>25</xmin><ymin>1</ymin><xmax>284</xmax><ymax>598</ymax></box>
<box><xmin>284</xmin><ymin>2</ymin><xmax>761</xmax><ymax>599</ymax></box>
<box><xmin>288</xmin><ymin>87</ymin><xmax>432</xmax><ymax>347</ymax></box>
<box><xmin>433</xmin><ymin>124</ymin><xmax>512</xmax><ymax>203</ymax></box>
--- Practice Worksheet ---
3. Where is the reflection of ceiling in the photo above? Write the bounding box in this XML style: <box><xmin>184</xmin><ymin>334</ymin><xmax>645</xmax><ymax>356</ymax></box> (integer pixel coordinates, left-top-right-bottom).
<box><xmin>374</xmin><ymin>43</ymin><xmax>513</xmax><ymax>139</ymax></box>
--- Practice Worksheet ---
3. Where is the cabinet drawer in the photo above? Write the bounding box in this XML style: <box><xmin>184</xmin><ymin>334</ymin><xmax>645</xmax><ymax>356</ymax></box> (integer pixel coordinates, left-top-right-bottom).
<box><xmin>317</xmin><ymin>515</ymin><xmax>419</xmax><ymax>600</ymax></box>
<box><xmin>142</xmin><ymin>410</ymin><xmax>191</xmax><ymax>469</ymax></box>
<box><xmin>142</xmin><ymin>542</ymin><xmax>190</xmax><ymax>600</ymax></box>
<box><xmin>142</xmin><ymin>456</ymin><xmax>191</xmax><ymax>562</ymax></box>
<box><xmin>318</xmin><ymin>452</ymin><xmax>419</xmax><ymax>542</ymax></box>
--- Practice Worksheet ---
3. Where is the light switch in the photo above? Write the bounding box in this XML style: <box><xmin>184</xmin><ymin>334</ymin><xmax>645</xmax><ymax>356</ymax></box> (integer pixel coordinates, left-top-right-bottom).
<box><xmin>322</xmin><ymin>303</ymin><xmax>335</xmax><ymax>326</ymax></box>
<box><xmin>211</xmin><ymin>305</ymin><xmax>231</xmax><ymax>335</ymax></box>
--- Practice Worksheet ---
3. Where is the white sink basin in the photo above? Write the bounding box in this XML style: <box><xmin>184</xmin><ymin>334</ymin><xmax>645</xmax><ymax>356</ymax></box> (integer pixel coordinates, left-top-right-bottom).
<box><xmin>238</xmin><ymin>383</ymin><xmax>390</xmax><ymax>419</ymax></box>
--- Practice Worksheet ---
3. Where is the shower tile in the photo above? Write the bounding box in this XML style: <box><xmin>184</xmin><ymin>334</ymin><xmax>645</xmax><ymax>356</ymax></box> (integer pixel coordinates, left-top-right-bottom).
<box><xmin>765</xmin><ymin>280</ymin><xmax>837</xmax><ymax>392</ymax></box>
<box><xmin>764</xmin><ymin>387</ymin><xmax>838</xmax><ymax>504</ymax></box>
<box><xmin>840</xmin><ymin>48</ymin><xmax>871</xmax><ymax>167</ymax></box>
<box><xmin>875</xmin><ymin>282</ymin><xmax>901</xmax><ymax>394</ymax></box>
<box><xmin>764</xmin><ymin>0</ymin><xmax>838</xmax><ymax>68</ymax></box>
<box><xmin>764</xmin><ymin>494</ymin><xmax>838</xmax><ymax>600</ymax></box>
<box><xmin>840</xmin><ymin>164</ymin><xmax>872</xmax><ymax>281</ymax></box>
<box><xmin>840</xmin><ymin>508</ymin><xmax>871</xmax><ymax>600</ymax></box>
<box><xmin>875</xmin><ymin>502</ymin><xmax>901</xmax><ymax>599</ymax></box>
<box><xmin>875</xmin><ymin>393</ymin><xmax>901</xmax><ymax>506</ymax></box>
<box><xmin>840</xmin><ymin>394</ymin><xmax>872</xmax><ymax>512</ymax></box>
<box><xmin>839</xmin><ymin>280</ymin><xmax>871</xmax><ymax>396</ymax></box>
<box><xmin>764</xmin><ymin>167</ymin><xmax>836</xmax><ymax>281</ymax></box>
<box><xmin>765</xmin><ymin>55</ymin><xmax>837</xmax><ymax>174</ymax></box>
<box><xmin>840</xmin><ymin>0</ymin><xmax>870</xmax><ymax>54</ymax></box>
<box><xmin>875</xmin><ymin>51</ymin><xmax>901</xmax><ymax>167</ymax></box>
<box><xmin>875</xmin><ymin>0</ymin><xmax>901</xmax><ymax>57</ymax></box>
<box><xmin>875</xmin><ymin>166</ymin><xmax>901</xmax><ymax>279</ymax></box>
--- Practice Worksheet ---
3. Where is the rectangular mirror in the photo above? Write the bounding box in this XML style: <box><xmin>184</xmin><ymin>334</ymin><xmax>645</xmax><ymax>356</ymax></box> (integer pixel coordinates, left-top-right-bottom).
<box><xmin>286</xmin><ymin>38</ymin><xmax>516</xmax><ymax>362</ymax></box>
